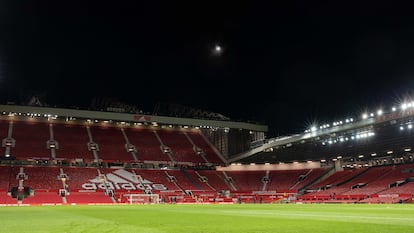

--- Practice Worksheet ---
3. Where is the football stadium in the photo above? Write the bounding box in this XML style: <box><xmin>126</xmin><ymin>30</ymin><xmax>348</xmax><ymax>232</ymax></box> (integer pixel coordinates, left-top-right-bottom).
<box><xmin>2</xmin><ymin>1</ymin><xmax>414</xmax><ymax>233</ymax></box>
<box><xmin>0</xmin><ymin>99</ymin><xmax>414</xmax><ymax>232</ymax></box>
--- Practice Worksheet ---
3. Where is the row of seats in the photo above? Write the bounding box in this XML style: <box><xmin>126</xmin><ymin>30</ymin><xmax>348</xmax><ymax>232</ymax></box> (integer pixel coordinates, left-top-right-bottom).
<box><xmin>0</xmin><ymin>120</ymin><xmax>224</xmax><ymax>165</ymax></box>
<box><xmin>299</xmin><ymin>164</ymin><xmax>414</xmax><ymax>202</ymax></box>
<box><xmin>0</xmin><ymin>166</ymin><xmax>330</xmax><ymax>195</ymax></box>
<box><xmin>1</xmin><ymin>163</ymin><xmax>413</xmax><ymax>204</ymax></box>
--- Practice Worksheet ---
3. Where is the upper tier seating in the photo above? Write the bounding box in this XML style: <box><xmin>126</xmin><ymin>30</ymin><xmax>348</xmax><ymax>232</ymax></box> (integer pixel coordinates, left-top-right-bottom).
<box><xmin>0</xmin><ymin>120</ymin><xmax>10</xmax><ymax>157</ymax></box>
<box><xmin>52</xmin><ymin>123</ymin><xmax>94</xmax><ymax>160</ymax></box>
<box><xmin>8</xmin><ymin>121</ymin><xmax>50</xmax><ymax>159</ymax></box>
<box><xmin>186</xmin><ymin>131</ymin><xmax>224</xmax><ymax>164</ymax></box>
<box><xmin>157</xmin><ymin>130</ymin><xmax>205</xmax><ymax>164</ymax></box>
<box><xmin>123</xmin><ymin>128</ymin><xmax>171</xmax><ymax>163</ymax></box>
<box><xmin>88</xmin><ymin>125</ymin><xmax>134</xmax><ymax>162</ymax></box>
<box><xmin>0</xmin><ymin>119</ymin><xmax>224</xmax><ymax>165</ymax></box>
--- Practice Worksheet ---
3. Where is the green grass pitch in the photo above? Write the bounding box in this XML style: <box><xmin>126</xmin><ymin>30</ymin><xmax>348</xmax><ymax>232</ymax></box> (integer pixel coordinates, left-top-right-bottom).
<box><xmin>1</xmin><ymin>204</ymin><xmax>414</xmax><ymax>233</ymax></box>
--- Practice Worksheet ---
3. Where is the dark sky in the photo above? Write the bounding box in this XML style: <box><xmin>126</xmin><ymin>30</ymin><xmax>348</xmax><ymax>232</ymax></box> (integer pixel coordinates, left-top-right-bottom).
<box><xmin>1</xmin><ymin>1</ymin><xmax>414</xmax><ymax>137</ymax></box>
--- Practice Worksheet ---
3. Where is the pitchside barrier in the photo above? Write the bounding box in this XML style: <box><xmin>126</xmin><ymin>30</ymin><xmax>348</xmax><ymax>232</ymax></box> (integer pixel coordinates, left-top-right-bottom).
<box><xmin>124</xmin><ymin>193</ymin><xmax>160</xmax><ymax>204</ymax></box>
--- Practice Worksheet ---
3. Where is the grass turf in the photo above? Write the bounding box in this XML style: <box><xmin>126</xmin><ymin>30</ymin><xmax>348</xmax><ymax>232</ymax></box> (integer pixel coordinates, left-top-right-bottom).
<box><xmin>0</xmin><ymin>204</ymin><xmax>414</xmax><ymax>233</ymax></box>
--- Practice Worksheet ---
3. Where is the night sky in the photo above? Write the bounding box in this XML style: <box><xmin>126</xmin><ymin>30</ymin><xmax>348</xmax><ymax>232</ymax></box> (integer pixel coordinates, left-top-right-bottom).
<box><xmin>1</xmin><ymin>1</ymin><xmax>414</xmax><ymax>137</ymax></box>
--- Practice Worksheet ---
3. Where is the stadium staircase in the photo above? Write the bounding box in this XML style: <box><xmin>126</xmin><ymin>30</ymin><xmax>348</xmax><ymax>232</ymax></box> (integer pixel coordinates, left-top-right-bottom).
<box><xmin>196</xmin><ymin>170</ymin><xmax>230</xmax><ymax>191</ymax></box>
<box><xmin>261</xmin><ymin>170</ymin><xmax>270</xmax><ymax>191</ymax></box>
<box><xmin>180</xmin><ymin>169</ymin><xmax>204</xmax><ymax>190</ymax></box>
<box><xmin>194</xmin><ymin>170</ymin><xmax>216</xmax><ymax>191</ymax></box>
<box><xmin>187</xmin><ymin>131</ymin><xmax>226</xmax><ymax>164</ymax></box>
<box><xmin>183</xmin><ymin>132</ymin><xmax>210</xmax><ymax>163</ymax></box>
<box><xmin>164</xmin><ymin>171</ymin><xmax>186</xmax><ymax>193</ymax></box>
<box><xmin>120</xmin><ymin>128</ymin><xmax>138</xmax><ymax>161</ymax></box>
<box><xmin>335</xmin><ymin>167</ymin><xmax>370</xmax><ymax>187</ymax></box>
<box><xmin>221</xmin><ymin>171</ymin><xmax>238</xmax><ymax>191</ymax></box>
<box><xmin>85</xmin><ymin>126</ymin><xmax>101</xmax><ymax>162</ymax></box>
<box><xmin>298</xmin><ymin>167</ymin><xmax>335</xmax><ymax>194</ymax></box>
<box><xmin>158</xmin><ymin>131</ymin><xmax>205</xmax><ymax>164</ymax></box>
<box><xmin>154</xmin><ymin>131</ymin><xmax>176</xmax><ymax>163</ymax></box>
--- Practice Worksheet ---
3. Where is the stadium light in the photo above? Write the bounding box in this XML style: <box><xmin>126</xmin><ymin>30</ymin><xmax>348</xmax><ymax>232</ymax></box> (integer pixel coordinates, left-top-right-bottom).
<box><xmin>377</xmin><ymin>109</ymin><xmax>383</xmax><ymax>115</ymax></box>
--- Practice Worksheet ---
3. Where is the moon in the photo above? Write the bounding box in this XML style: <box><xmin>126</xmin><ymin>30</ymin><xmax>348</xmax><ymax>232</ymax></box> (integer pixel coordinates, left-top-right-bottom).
<box><xmin>213</xmin><ymin>44</ymin><xmax>223</xmax><ymax>55</ymax></box>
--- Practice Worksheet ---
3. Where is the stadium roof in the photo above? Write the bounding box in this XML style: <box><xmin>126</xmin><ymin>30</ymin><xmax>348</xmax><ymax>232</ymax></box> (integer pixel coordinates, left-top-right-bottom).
<box><xmin>231</xmin><ymin>105</ymin><xmax>414</xmax><ymax>165</ymax></box>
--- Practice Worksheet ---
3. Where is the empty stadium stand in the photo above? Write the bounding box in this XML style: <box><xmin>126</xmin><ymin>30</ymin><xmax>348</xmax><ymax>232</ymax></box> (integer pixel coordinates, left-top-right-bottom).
<box><xmin>0</xmin><ymin>103</ymin><xmax>413</xmax><ymax>205</ymax></box>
